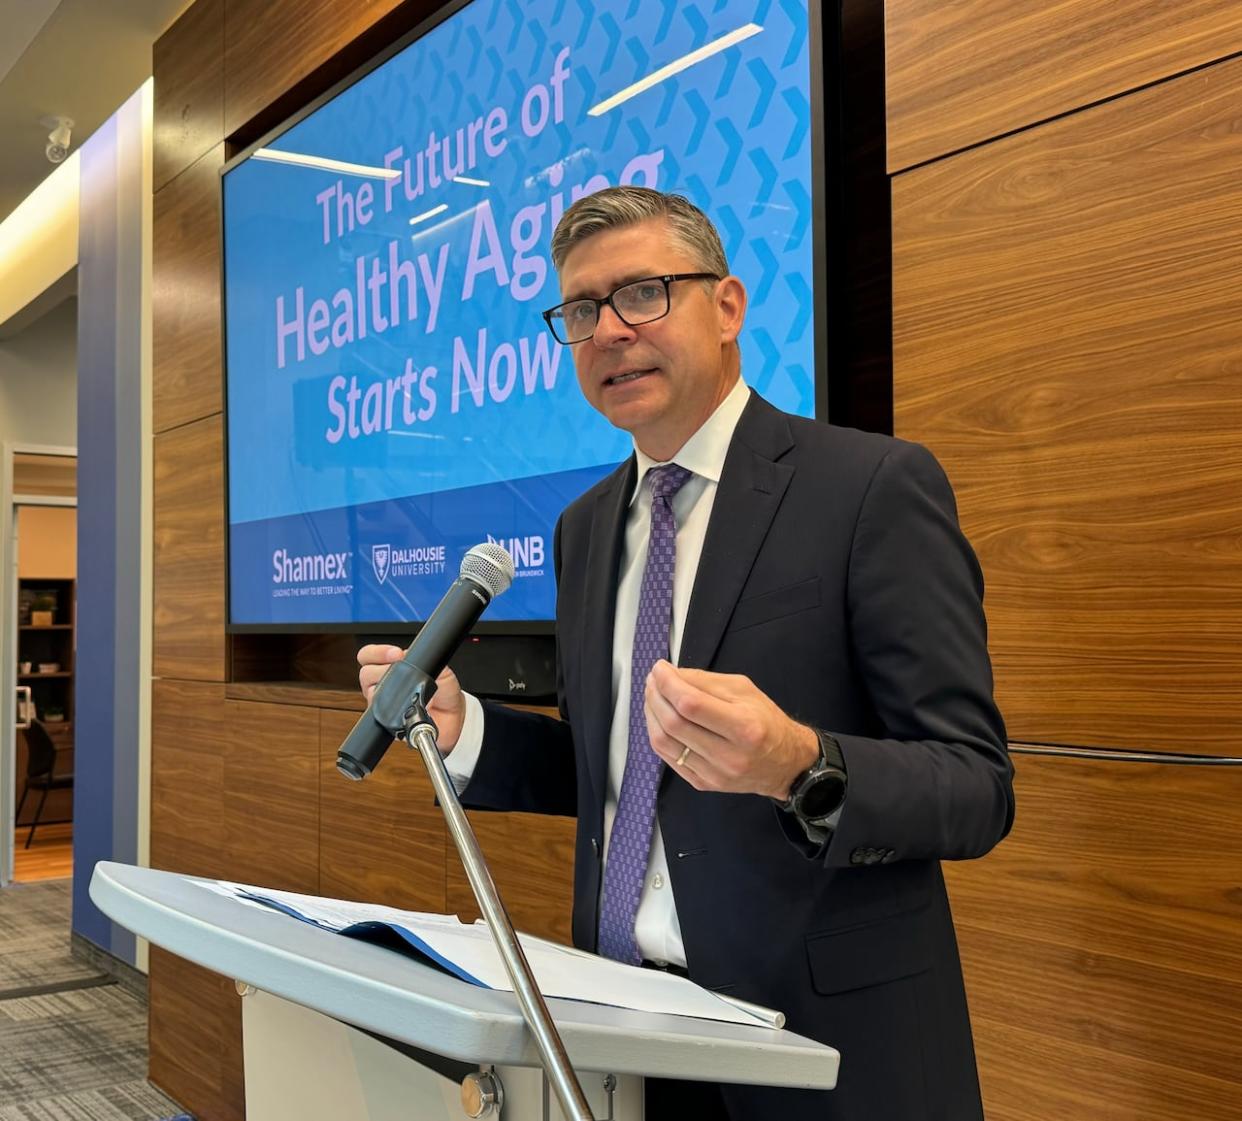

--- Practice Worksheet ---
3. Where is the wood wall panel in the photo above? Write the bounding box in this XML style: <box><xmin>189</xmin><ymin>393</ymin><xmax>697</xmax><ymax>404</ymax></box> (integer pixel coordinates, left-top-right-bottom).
<box><xmin>891</xmin><ymin>56</ymin><xmax>1242</xmax><ymax>754</ymax></box>
<box><xmin>148</xmin><ymin>947</ymin><xmax>245</xmax><ymax>1121</ymax></box>
<box><xmin>153</xmin><ymin>417</ymin><xmax>226</xmax><ymax>681</ymax></box>
<box><xmin>945</xmin><ymin>753</ymin><xmax>1242</xmax><ymax>1121</ymax></box>
<box><xmin>446</xmin><ymin>811</ymin><xmax>576</xmax><ymax>946</ymax></box>
<box><xmin>222</xmin><ymin>700</ymin><xmax>321</xmax><ymax>893</ymax></box>
<box><xmin>150</xmin><ymin>679</ymin><xmax>227</xmax><ymax>877</ymax></box>
<box><xmin>223</xmin><ymin>0</ymin><xmax>433</xmax><ymax>140</ymax></box>
<box><xmin>153</xmin><ymin>145</ymin><xmax>224</xmax><ymax>433</ymax></box>
<box><xmin>153</xmin><ymin>0</ymin><xmax>225</xmax><ymax>191</ymax></box>
<box><xmin>885</xmin><ymin>0</ymin><xmax>1242</xmax><ymax>172</ymax></box>
<box><xmin>318</xmin><ymin>709</ymin><xmax>446</xmax><ymax>911</ymax></box>
<box><xmin>957</xmin><ymin>1017</ymin><xmax>1240</xmax><ymax>1121</ymax></box>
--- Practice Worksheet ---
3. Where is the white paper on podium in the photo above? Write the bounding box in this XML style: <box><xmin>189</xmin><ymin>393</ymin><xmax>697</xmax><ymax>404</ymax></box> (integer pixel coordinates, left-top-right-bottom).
<box><xmin>199</xmin><ymin>880</ymin><xmax>782</xmax><ymax>1029</ymax></box>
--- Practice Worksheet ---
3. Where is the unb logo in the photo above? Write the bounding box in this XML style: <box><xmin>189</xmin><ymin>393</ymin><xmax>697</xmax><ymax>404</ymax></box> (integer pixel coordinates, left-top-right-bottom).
<box><xmin>372</xmin><ymin>544</ymin><xmax>391</xmax><ymax>584</ymax></box>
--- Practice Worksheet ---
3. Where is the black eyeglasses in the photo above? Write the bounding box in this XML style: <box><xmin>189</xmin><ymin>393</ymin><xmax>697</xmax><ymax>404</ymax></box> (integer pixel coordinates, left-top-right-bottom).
<box><xmin>542</xmin><ymin>273</ymin><xmax>720</xmax><ymax>345</ymax></box>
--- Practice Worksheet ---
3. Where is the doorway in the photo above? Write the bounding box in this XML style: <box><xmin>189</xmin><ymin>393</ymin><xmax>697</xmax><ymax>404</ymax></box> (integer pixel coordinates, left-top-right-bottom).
<box><xmin>2</xmin><ymin>446</ymin><xmax>77</xmax><ymax>887</ymax></box>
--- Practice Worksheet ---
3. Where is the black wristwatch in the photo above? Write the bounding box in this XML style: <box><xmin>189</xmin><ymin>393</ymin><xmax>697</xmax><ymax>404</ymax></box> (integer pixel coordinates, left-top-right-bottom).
<box><xmin>776</xmin><ymin>729</ymin><xmax>848</xmax><ymax>843</ymax></box>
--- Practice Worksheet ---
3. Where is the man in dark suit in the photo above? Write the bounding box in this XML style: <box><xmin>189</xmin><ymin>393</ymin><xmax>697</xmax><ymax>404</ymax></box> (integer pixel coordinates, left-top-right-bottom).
<box><xmin>360</xmin><ymin>187</ymin><xmax>1013</xmax><ymax>1119</ymax></box>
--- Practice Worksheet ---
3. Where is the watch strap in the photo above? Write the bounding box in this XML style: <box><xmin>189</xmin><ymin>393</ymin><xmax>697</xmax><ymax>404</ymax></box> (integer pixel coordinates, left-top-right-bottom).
<box><xmin>776</xmin><ymin>728</ymin><xmax>848</xmax><ymax>823</ymax></box>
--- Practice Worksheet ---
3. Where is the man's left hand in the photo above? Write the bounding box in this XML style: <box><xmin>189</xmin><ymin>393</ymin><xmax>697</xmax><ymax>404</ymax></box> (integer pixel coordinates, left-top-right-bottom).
<box><xmin>644</xmin><ymin>660</ymin><xmax>819</xmax><ymax>799</ymax></box>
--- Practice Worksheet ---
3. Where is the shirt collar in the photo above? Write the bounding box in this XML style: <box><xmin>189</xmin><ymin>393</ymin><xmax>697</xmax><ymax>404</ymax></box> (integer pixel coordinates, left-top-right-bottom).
<box><xmin>629</xmin><ymin>377</ymin><xmax>751</xmax><ymax>505</ymax></box>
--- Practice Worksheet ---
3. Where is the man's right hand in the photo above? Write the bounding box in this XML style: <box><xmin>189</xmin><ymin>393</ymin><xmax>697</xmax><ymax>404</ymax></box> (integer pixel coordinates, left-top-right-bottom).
<box><xmin>356</xmin><ymin>645</ymin><xmax>467</xmax><ymax>753</ymax></box>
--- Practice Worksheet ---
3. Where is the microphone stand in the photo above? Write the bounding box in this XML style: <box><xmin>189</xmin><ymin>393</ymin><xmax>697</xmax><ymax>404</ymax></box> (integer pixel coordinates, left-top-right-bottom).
<box><xmin>400</xmin><ymin>698</ymin><xmax>596</xmax><ymax>1121</ymax></box>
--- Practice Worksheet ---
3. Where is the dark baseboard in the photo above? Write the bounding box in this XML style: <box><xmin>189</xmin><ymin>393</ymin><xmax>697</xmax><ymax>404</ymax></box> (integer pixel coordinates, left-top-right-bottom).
<box><xmin>71</xmin><ymin>931</ymin><xmax>147</xmax><ymax>1002</ymax></box>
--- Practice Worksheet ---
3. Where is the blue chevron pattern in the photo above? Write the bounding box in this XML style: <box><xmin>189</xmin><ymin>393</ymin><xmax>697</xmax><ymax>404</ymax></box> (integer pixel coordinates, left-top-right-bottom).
<box><xmin>682</xmin><ymin>89</ymin><xmax>710</xmax><ymax>155</ymax></box>
<box><xmin>713</xmin><ymin>119</ymin><xmax>743</xmax><ymax>186</ymax></box>
<box><xmin>682</xmin><ymin>5</ymin><xmax>710</xmax><ymax>49</ymax></box>
<box><xmin>746</xmin><ymin>57</ymin><xmax>776</xmax><ymax>128</ymax></box>
<box><xmin>781</xmin><ymin>86</ymin><xmax>809</xmax><ymax>159</ymax></box>
<box><xmin>229</xmin><ymin>0</ymin><xmax>820</xmax><ymax>554</ymax></box>
<box><xmin>654</xmin><ymin>0</ymin><xmax>679</xmax><ymax>46</ymax></box>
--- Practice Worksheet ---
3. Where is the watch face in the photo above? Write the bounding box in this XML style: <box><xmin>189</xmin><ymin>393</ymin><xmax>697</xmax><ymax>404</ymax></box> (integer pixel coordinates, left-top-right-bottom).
<box><xmin>799</xmin><ymin>773</ymin><xmax>846</xmax><ymax>821</ymax></box>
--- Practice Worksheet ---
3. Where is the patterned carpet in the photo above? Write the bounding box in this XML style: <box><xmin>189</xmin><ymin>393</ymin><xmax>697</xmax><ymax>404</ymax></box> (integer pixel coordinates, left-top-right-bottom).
<box><xmin>0</xmin><ymin>881</ymin><xmax>103</xmax><ymax>995</ymax></box>
<box><xmin>0</xmin><ymin>880</ymin><xmax>190</xmax><ymax>1120</ymax></box>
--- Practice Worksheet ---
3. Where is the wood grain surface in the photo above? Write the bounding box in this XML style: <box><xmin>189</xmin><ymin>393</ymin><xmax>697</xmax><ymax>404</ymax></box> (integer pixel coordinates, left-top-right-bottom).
<box><xmin>227</xmin><ymin>680</ymin><xmax>366</xmax><ymax>711</ymax></box>
<box><xmin>885</xmin><ymin>0</ymin><xmax>1242</xmax><ymax>171</ymax></box>
<box><xmin>224</xmin><ymin>0</ymin><xmax>430</xmax><ymax>140</ymax></box>
<box><xmin>150</xmin><ymin>680</ymin><xmax>227</xmax><ymax>878</ymax></box>
<box><xmin>11</xmin><ymin>823</ymin><xmax>73</xmax><ymax>881</ymax></box>
<box><xmin>148</xmin><ymin>946</ymin><xmax>245</xmax><ymax>1121</ymax></box>
<box><xmin>446</xmin><ymin>810</ymin><xmax>576</xmax><ymax>945</ymax></box>
<box><xmin>946</xmin><ymin>751</ymin><xmax>1242</xmax><ymax>1120</ymax></box>
<box><xmin>153</xmin><ymin>145</ymin><xmax>225</xmax><ymax>434</ymax></box>
<box><xmin>318</xmin><ymin>708</ymin><xmax>447</xmax><ymax>911</ymax></box>
<box><xmin>153</xmin><ymin>0</ymin><xmax>224</xmax><ymax>191</ymax></box>
<box><xmin>230</xmin><ymin>632</ymin><xmax>369</xmax><ymax>692</ymax></box>
<box><xmin>153</xmin><ymin>417</ymin><xmax>226</xmax><ymax>681</ymax></box>
<box><xmin>892</xmin><ymin>56</ymin><xmax>1242</xmax><ymax>755</ymax></box>
<box><xmin>220</xmin><ymin>700</ymin><xmax>321</xmax><ymax>893</ymax></box>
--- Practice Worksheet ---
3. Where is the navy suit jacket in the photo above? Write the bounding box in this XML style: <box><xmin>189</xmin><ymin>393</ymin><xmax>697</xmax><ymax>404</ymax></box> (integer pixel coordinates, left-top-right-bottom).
<box><xmin>463</xmin><ymin>392</ymin><xmax>1014</xmax><ymax>1120</ymax></box>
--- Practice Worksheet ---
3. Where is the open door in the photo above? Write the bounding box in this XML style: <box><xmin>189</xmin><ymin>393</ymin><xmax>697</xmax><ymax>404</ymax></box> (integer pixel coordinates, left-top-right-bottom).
<box><xmin>2</xmin><ymin>446</ymin><xmax>77</xmax><ymax>887</ymax></box>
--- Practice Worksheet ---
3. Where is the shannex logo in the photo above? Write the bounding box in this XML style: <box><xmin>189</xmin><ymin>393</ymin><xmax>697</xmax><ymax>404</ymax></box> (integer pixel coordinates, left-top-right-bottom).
<box><xmin>373</xmin><ymin>544</ymin><xmax>391</xmax><ymax>585</ymax></box>
<box><xmin>487</xmin><ymin>533</ymin><xmax>545</xmax><ymax>574</ymax></box>
<box><xmin>272</xmin><ymin>548</ymin><xmax>348</xmax><ymax>584</ymax></box>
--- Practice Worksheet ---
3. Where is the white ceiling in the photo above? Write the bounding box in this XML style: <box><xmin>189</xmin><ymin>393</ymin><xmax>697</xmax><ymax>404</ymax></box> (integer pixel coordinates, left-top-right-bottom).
<box><xmin>0</xmin><ymin>0</ymin><xmax>192</xmax><ymax>226</ymax></box>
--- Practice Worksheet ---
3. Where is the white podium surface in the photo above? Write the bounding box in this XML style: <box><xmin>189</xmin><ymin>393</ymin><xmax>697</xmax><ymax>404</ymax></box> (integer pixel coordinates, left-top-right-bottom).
<box><xmin>91</xmin><ymin>861</ymin><xmax>839</xmax><ymax>1091</ymax></box>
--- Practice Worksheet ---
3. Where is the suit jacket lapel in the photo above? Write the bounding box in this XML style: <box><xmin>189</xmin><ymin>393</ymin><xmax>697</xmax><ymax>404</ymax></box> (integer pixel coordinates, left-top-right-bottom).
<box><xmin>580</xmin><ymin>455</ymin><xmax>635</xmax><ymax>801</ymax></box>
<box><xmin>679</xmin><ymin>394</ymin><xmax>796</xmax><ymax>671</ymax></box>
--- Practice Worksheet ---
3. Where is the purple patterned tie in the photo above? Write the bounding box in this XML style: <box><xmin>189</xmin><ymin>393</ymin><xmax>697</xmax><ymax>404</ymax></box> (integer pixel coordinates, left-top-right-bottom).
<box><xmin>597</xmin><ymin>463</ymin><xmax>694</xmax><ymax>964</ymax></box>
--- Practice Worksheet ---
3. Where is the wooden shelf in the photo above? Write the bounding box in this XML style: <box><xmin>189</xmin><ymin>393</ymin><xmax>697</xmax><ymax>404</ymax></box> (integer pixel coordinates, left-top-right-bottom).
<box><xmin>223</xmin><ymin>679</ymin><xmax>558</xmax><ymax>719</ymax></box>
<box><xmin>18</xmin><ymin>671</ymin><xmax>71</xmax><ymax>679</ymax></box>
<box><xmin>20</xmin><ymin>624</ymin><xmax>73</xmax><ymax>630</ymax></box>
<box><xmin>225</xmin><ymin>680</ymin><xmax>366</xmax><ymax>711</ymax></box>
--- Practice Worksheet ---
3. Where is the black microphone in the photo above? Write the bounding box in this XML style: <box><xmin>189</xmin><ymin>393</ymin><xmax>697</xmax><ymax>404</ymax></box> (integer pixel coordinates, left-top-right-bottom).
<box><xmin>336</xmin><ymin>542</ymin><xmax>515</xmax><ymax>780</ymax></box>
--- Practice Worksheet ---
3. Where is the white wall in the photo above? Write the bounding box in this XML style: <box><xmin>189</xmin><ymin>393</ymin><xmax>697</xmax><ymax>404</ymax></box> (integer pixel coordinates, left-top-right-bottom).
<box><xmin>0</xmin><ymin>297</ymin><xmax>77</xmax><ymax>445</ymax></box>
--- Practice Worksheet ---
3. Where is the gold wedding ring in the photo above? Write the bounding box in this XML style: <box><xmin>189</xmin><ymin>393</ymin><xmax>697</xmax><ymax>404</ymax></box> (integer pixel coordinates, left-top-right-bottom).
<box><xmin>675</xmin><ymin>746</ymin><xmax>692</xmax><ymax>767</ymax></box>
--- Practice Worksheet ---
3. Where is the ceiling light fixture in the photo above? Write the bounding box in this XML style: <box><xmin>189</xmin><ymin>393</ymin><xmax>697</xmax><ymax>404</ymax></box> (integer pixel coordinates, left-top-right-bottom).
<box><xmin>42</xmin><ymin>115</ymin><xmax>74</xmax><ymax>164</ymax></box>
<box><xmin>588</xmin><ymin>23</ymin><xmax>764</xmax><ymax>117</ymax></box>
<box><xmin>252</xmin><ymin>148</ymin><xmax>401</xmax><ymax>181</ymax></box>
<box><xmin>409</xmin><ymin>204</ymin><xmax>449</xmax><ymax>226</ymax></box>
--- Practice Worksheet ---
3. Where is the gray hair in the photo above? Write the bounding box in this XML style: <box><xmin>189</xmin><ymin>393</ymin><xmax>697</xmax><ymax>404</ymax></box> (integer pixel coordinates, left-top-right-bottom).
<box><xmin>550</xmin><ymin>186</ymin><xmax>729</xmax><ymax>279</ymax></box>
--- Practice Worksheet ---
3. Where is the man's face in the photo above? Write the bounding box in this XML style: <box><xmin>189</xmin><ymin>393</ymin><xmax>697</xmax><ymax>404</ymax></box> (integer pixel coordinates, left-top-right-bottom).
<box><xmin>555</xmin><ymin>218</ymin><xmax>746</xmax><ymax>460</ymax></box>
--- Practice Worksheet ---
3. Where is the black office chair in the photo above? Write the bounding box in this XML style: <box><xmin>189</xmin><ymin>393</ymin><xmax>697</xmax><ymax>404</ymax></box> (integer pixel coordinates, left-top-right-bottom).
<box><xmin>15</xmin><ymin>720</ymin><xmax>74</xmax><ymax>849</ymax></box>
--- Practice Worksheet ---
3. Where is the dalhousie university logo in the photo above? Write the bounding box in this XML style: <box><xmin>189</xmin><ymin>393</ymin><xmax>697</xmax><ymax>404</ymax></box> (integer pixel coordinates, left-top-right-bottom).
<box><xmin>372</xmin><ymin>544</ymin><xmax>391</xmax><ymax>585</ymax></box>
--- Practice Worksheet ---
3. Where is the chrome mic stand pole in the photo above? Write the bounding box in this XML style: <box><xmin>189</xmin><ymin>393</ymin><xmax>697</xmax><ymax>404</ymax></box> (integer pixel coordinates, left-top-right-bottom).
<box><xmin>402</xmin><ymin>700</ymin><xmax>595</xmax><ymax>1121</ymax></box>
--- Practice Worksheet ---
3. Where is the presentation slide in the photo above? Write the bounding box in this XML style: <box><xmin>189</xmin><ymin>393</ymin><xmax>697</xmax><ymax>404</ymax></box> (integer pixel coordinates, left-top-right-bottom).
<box><xmin>225</xmin><ymin>0</ymin><xmax>817</xmax><ymax>626</ymax></box>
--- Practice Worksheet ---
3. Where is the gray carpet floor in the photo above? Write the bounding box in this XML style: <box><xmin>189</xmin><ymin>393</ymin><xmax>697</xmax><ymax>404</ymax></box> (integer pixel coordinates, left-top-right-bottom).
<box><xmin>0</xmin><ymin>881</ymin><xmax>102</xmax><ymax>995</ymax></box>
<box><xmin>0</xmin><ymin>880</ymin><xmax>190</xmax><ymax>1121</ymax></box>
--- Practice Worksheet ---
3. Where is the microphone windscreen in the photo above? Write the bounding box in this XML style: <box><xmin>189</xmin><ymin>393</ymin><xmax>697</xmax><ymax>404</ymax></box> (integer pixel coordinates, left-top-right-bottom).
<box><xmin>462</xmin><ymin>542</ymin><xmax>515</xmax><ymax>597</ymax></box>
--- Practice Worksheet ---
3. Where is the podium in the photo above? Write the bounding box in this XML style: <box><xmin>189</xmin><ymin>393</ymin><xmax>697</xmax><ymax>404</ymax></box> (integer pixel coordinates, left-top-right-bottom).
<box><xmin>91</xmin><ymin>860</ymin><xmax>839</xmax><ymax>1119</ymax></box>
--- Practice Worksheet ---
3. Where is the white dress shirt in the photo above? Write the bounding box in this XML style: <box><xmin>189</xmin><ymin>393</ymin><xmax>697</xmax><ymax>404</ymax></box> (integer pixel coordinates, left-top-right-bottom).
<box><xmin>446</xmin><ymin>376</ymin><xmax>751</xmax><ymax>966</ymax></box>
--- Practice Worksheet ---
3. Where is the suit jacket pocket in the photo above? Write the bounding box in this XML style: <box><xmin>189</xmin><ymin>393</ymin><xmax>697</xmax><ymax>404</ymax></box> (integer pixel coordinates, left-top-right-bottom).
<box><xmin>805</xmin><ymin>910</ymin><xmax>932</xmax><ymax>996</ymax></box>
<box><xmin>729</xmin><ymin>575</ymin><xmax>820</xmax><ymax>633</ymax></box>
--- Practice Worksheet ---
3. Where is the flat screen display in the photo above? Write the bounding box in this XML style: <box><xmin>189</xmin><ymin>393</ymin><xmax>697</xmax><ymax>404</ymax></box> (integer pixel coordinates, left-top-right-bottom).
<box><xmin>224</xmin><ymin>0</ymin><xmax>822</xmax><ymax>629</ymax></box>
